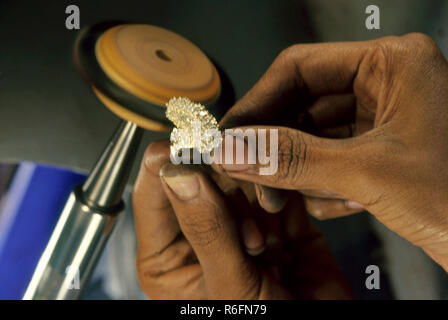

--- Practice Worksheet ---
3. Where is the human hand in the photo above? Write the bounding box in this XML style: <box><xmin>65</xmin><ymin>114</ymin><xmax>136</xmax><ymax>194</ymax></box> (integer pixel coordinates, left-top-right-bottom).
<box><xmin>132</xmin><ymin>141</ymin><xmax>352</xmax><ymax>299</ymax></box>
<box><xmin>213</xmin><ymin>33</ymin><xmax>448</xmax><ymax>271</ymax></box>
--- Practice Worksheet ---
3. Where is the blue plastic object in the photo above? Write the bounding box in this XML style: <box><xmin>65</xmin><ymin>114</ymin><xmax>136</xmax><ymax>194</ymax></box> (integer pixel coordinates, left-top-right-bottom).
<box><xmin>0</xmin><ymin>162</ymin><xmax>86</xmax><ymax>300</ymax></box>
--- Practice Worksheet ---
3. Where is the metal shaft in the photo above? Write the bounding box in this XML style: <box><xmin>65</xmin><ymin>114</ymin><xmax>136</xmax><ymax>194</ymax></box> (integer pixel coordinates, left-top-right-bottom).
<box><xmin>23</xmin><ymin>120</ymin><xmax>142</xmax><ymax>300</ymax></box>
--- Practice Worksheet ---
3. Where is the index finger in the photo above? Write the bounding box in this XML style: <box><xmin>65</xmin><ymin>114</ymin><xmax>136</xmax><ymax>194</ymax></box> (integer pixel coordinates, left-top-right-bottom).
<box><xmin>220</xmin><ymin>41</ymin><xmax>371</xmax><ymax>129</ymax></box>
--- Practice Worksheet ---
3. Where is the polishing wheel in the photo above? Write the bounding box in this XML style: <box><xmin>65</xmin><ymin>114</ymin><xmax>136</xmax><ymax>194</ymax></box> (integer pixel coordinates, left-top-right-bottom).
<box><xmin>74</xmin><ymin>22</ymin><xmax>222</xmax><ymax>131</ymax></box>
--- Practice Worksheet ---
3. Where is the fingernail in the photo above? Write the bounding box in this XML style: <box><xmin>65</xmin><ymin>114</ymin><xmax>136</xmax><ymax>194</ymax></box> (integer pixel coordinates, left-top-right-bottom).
<box><xmin>242</xmin><ymin>219</ymin><xmax>265</xmax><ymax>256</ymax></box>
<box><xmin>246</xmin><ymin>246</ymin><xmax>266</xmax><ymax>256</ymax></box>
<box><xmin>221</xmin><ymin>163</ymin><xmax>254</xmax><ymax>172</ymax></box>
<box><xmin>160</xmin><ymin>164</ymin><xmax>200</xmax><ymax>200</ymax></box>
<box><xmin>256</xmin><ymin>185</ymin><xmax>288</xmax><ymax>214</ymax></box>
<box><xmin>345</xmin><ymin>200</ymin><xmax>364</xmax><ymax>210</ymax></box>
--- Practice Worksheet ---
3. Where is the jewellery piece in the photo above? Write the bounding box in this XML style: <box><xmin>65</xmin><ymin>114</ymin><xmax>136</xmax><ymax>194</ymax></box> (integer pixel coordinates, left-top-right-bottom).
<box><xmin>166</xmin><ymin>97</ymin><xmax>222</xmax><ymax>155</ymax></box>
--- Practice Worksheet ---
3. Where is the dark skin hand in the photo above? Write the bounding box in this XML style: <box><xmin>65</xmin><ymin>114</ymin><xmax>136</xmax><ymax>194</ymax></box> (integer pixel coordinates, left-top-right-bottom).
<box><xmin>132</xmin><ymin>141</ymin><xmax>351</xmax><ymax>299</ymax></box>
<box><xmin>214</xmin><ymin>33</ymin><xmax>448</xmax><ymax>272</ymax></box>
<box><xmin>133</xmin><ymin>32</ymin><xmax>448</xmax><ymax>299</ymax></box>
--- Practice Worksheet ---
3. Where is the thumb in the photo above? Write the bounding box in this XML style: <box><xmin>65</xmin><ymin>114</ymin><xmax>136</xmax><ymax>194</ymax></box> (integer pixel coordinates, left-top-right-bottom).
<box><xmin>159</xmin><ymin>162</ymin><xmax>291</xmax><ymax>299</ymax></box>
<box><xmin>213</xmin><ymin>126</ymin><xmax>378</xmax><ymax>205</ymax></box>
<box><xmin>159</xmin><ymin>163</ymin><xmax>262</xmax><ymax>298</ymax></box>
